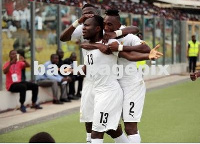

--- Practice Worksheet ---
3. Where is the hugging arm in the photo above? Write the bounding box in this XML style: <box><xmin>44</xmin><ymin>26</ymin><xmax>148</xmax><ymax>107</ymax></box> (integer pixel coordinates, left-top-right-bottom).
<box><xmin>81</xmin><ymin>42</ymin><xmax>112</xmax><ymax>55</ymax></box>
<box><xmin>103</xmin><ymin>26</ymin><xmax>139</xmax><ymax>43</ymax></box>
<box><xmin>119</xmin><ymin>51</ymin><xmax>150</xmax><ymax>61</ymax></box>
<box><xmin>108</xmin><ymin>42</ymin><xmax>151</xmax><ymax>53</ymax></box>
<box><xmin>119</xmin><ymin>45</ymin><xmax>162</xmax><ymax>61</ymax></box>
<box><xmin>60</xmin><ymin>14</ymin><xmax>94</xmax><ymax>42</ymax></box>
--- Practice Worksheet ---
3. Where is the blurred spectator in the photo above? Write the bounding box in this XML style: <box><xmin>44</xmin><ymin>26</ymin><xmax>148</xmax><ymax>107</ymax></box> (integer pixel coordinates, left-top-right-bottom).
<box><xmin>56</xmin><ymin>49</ymin><xmax>78</xmax><ymax>100</ymax></box>
<box><xmin>34</xmin><ymin>0</ymin><xmax>200</xmax><ymax>21</ymax></box>
<box><xmin>187</xmin><ymin>35</ymin><xmax>200</xmax><ymax>73</ymax></box>
<box><xmin>13</xmin><ymin>37</ymin><xmax>30</xmax><ymax>81</ymax></box>
<box><xmin>47</xmin><ymin>28</ymin><xmax>57</xmax><ymax>45</ymax></box>
<box><xmin>56</xmin><ymin>49</ymin><xmax>65</xmax><ymax>69</ymax></box>
<box><xmin>3</xmin><ymin>50</ymin><xmax>42</xmax><ymax>113</ymax></box>
<box><xmin>36</xmin><ymin>54</ymin><xmax>72</xmax><ymax>104</ymax></box>
<box><xmin>29</xmin><ymin>132</ymin><xmax>55</xmax><ymax>143</ymax></box>
<box><xmin>64</xmin><ymin>52</ymin><xmax>84</xmax><ymax>99</ymax></box>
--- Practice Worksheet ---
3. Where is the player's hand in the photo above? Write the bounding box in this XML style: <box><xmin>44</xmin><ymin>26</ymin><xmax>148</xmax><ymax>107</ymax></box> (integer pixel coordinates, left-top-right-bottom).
<box><xmin>148</xmin><ymin>44</ymin><xmax>163</xmax><ymax>60</ymax></box>
<box><xmin>103</xmin><ymin>32</ymin><xmax>117</xmax><ymax>44</ymax></box>
<box><xmin>78</xmin><ymin>14</ymin><xmax>94</xmax><ymax>24</ymax></box>
<box><xmin>108</xmin><ymin>41</ymin><xmax>119</xmax><ymax>52</ymax></box>
<box><xmin>190</xmin><ymin>72</ymin><xmax>198</xmax><ymax>81</ymax></box>
<box><xmin>80</xmin><ymin>42</ymin><xmax>89</xmax><ymax>49</ymax></box>
<box><xmin>98</xmin><ymin>44</ymin><xmax>112</xmax><ymax>55</ymax></box>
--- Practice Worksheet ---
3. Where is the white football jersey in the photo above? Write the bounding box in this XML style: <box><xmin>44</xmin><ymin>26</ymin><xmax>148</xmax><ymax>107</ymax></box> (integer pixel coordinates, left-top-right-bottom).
<box><xmin>71</xmin><ymin>24</ymin><xmax>88</xmax><ymax>57</ymax></box>
<box><xmin>117</xmin><ymin>33</ymin><xmax>143</xmax><ymax>87</ymax></box>
<box><xmin>84</xmin><ymin>39</ymin><xmax>120</xmax><ymax>91</ymax></box>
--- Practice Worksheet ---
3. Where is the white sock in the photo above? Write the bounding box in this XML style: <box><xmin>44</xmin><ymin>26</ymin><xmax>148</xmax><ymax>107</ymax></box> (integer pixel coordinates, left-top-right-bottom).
<box><xmin>114</xmin><ymin>132</ymin><xmax>130</xmax><ymax>143</ymax></box>
<box><xmin>128</xmin><ymin>131</ymin><xmax>141</xmax><ymax>143</ymax></box>
<box><xmin>86</xmin><ymin>133</ymin><xmax>91</xmax><ymax>143</ymax></box>
<box><xmin>91</xmin><ymin>139</ymin><xmax>103</xmax><ymax>143</ymax></box>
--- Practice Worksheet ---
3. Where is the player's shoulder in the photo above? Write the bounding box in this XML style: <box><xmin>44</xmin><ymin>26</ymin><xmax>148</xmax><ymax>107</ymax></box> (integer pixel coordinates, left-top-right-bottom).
<box><xmin>75</xmin><ymin>24</ymin><xmax>83</xmax><ymax>31</ymax></box>
<box><xmin>77</xmin><ymin>24</ymin><xmax>83</xmax><ymax>28</ymax></box>
<box><xmin>125</xmin><ymin>34</ymin><xmax>140</xmax><ymax>39</ymax></box>
<box><xmin>107</xmin><ymin>39</ymin><xmax>120</xmax><ymax>44</ymax></box>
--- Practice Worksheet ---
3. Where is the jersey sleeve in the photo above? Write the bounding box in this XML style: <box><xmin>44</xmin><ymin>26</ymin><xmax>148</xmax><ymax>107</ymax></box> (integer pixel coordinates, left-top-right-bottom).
<box><xmin>71</xmin><ymin>25</ymin><xmax>83</xmax><ymax>40</ymax></box>
<box><xmin>129</xmin><ymin>34</ymin><xmax>142</xmax><ymax>46</ymax></box>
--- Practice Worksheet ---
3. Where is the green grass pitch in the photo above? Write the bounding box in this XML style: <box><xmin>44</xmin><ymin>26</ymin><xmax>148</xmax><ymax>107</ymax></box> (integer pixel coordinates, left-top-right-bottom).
<box><xmin>0</xmin><ymin>80</ymin><xmax>200</xmax><ymax>143</ymax></box>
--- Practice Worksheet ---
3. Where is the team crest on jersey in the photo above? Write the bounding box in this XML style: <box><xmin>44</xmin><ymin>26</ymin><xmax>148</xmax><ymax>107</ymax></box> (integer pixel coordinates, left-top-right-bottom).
<box><xmin>129</xmin><ymin>113</ymin><xmax>134</xmax><ymax>118</ymax></box>
<box><xmin>102</xmin><ymin>123</ymin><xmax>107</xmax><ymax>128</ymax></box>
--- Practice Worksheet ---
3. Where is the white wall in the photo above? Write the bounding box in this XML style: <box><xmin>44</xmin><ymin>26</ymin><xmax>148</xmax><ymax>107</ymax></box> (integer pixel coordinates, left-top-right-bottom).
<box><xmin>0</xmin><ymin>87</ymin><xmax>53</xmax><ymax>112</ymax></box>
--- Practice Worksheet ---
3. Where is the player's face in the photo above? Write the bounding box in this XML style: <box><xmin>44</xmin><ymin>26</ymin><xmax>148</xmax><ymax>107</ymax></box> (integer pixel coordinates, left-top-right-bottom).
<box><xmin>83</xmin><ymin>18</ymin><xmax>97</xmax><ymax>40</ymax></box>
<box><xmin>104</xmin><ymin>16</ymin><xmax>120</xmax><ymax>32</ymax></box>
<box><xmin>82</xmin><ymin>7</ymin><xmax>97</xmax><ymax>15</ymax></box>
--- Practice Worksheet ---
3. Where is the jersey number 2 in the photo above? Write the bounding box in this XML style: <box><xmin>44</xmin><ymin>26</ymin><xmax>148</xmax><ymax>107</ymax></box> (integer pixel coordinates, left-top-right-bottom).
<box><xmin>129</xmin><ymin>102</ymin><xmax>134</xmax><ymax>114</ymax></box>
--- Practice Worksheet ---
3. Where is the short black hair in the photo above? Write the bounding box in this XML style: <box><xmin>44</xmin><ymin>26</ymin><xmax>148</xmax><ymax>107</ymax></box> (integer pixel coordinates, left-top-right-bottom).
<box><xmin>92</xmin><ymin>15</ymin><xmax>104</xmax><ymax>38</ymax></box>
<box><xmin>105</xmin><ymin>9</ymin><xmax>119</xmax><ymax>16</ymax></box>
<box><xmin>82</xmin><ymin>3</ymin><xmax>96</xmax><ymax>10</ymax></box>
<box><xmin>105</xmin><ymin>9</ymin><xmax>120</xmax><ymax>21</ymax></box>
<box><xmin>29</xmin><ymin>132</ymin><xmax>55</xmax><ymax>143</ymax></box>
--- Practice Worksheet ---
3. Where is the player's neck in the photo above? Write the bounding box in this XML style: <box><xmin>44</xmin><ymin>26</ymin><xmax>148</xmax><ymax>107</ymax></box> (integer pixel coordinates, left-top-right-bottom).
<box><xmin>90</xmin><ymin>34</ymin><xmax>102</xmax><ymax>43</ymax></box>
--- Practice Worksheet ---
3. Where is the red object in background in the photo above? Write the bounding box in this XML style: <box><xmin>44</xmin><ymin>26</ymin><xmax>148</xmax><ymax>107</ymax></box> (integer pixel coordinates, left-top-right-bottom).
<box><xmin>4</xmin><ymin>0</ymin><xmax>14</xmax><ymax>16</ymax></box>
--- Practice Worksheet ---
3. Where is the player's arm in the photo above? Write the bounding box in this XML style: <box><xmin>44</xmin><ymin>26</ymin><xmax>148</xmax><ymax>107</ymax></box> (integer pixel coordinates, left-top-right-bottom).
<box><xmin>119</xmin><ymin>51</ymin><xmax>149</xmax><ymax>61</ymax></box>
<box><xmin>103</xmin><ymin>26</ymin><xmax>139</xmax><ymax>43</ymax></box>
<box><xmin>119</xmin><ymin>45</ymin><xmax>162</xmax><ymax>61</ymax></box>
<box><xmin>108</xmin><ymin>42</ymin><xmax>151</xmax><ymax>53</ymax></box>
<box><xmin>60</xmin><ymin>25</ymin><xmax>77</xmax><ymax>41</ymax></box>
<box><xmin>81</xmin><ymin>42</ymin><xmax>112</xmax><ymax>55</ymax></box>
<box><xmin>121</xmin><ymin>26</ymin><xmax>139</xmax><ymax>35</ymax></box>
<box><xmin>60</xmin><ymin>14</ymin><xmax>94</xmax><ymax>41</ymax></box>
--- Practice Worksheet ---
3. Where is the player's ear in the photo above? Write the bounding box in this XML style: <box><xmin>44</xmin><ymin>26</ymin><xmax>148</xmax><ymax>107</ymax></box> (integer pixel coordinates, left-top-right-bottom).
<box><xmin>95</xmin><ymin>26</ymin><xmax>101</xmax><ymax>33</ymax></box>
